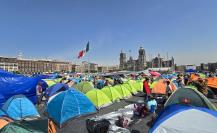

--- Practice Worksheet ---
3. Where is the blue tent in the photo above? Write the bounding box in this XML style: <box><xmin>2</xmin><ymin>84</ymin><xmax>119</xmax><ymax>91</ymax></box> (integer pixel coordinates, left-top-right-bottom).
<box><xmin>67</xmin><ymin>78</ymin><xmax>80</xmax><ymax>84</ymax></box>
<box><xmin>150</xmin><ymin>105</ymin><xmax>217</xmax><ymax>133</ymax></box>
<box><xmin>2</xmin><ymin>95</ymin><xmax>39</xmax><ymax>120</ymax></box>
<box><xmin>47</xmin><ymin>89</ymin><xmax>96</xmax><ymax>126</ymax></box>
<box><xmin>0</xmin><ymin>109</ymin><xmax>6</xmax><ymax>117</ymax></box>
<box><xmin>0</xmin><ymin>69</ymin><xmax>41</xmax><ymax>107</ymax></box>
<box><xmin>45</xmin><ymin>83</ymin><xmax>69</xmax><ymax>97</ymax></box>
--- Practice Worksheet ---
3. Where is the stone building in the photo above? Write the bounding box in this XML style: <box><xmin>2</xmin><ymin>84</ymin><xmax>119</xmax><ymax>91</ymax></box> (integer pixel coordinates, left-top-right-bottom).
<box><xmin>119</xmin><ymin>47</ymin><xmax>147</xmax><ymax>71</ymax></box>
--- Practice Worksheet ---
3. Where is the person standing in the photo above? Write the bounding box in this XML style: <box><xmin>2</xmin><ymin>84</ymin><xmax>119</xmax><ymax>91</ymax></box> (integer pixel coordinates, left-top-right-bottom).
<box><xmin>143</xmin><ymin>78</ymin><xmax>151</xmax><ymax>101</ymax></box>
<box><xmin>36</xmin><ymin>81</ymin><xmax>43</xmax><ymax>106</ymax></box>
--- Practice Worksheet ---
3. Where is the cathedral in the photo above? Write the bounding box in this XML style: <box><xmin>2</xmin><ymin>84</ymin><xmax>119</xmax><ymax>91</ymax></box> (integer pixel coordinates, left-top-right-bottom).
<box><xmin>119</xmin><ymin>47</ymin><xmax>147</xmax><ymax>71</ymax></box>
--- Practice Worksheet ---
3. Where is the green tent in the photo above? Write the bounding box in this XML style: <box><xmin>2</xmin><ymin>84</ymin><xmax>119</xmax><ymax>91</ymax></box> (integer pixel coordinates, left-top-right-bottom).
<box><xmin>113</xmin><ymin>85</ymin><xmax>132</xmax><ymax>99</ymax></box>
<box><xmin>199</xmin><ymin>73</ymin><xmax>206</xmax><ymax>78</ymax></box>
<box><xmin>86</xmin><ymin>89</ymin><xmax>112</xmax><ymax>109</ymax></box>
<box><xmin>149</xmin><ymin>81</ymin><xmax>157</xmax><ymax>89</ymax></box>
<box><xmin>101</xmin><ymin>86</ymin><xmax>122</xmax><ymax>102</ymax></box>
<box><xmin>44</xmin><ymin>80</ymin><xmax>56</xmax><ymax>87</ymax></box>
<box><xmin>0</xmin><ymin>119</ymin><xmax>47</xmax><ymax>133</ymax></box>
<box><xmin>122</xmin><ymin>83</ymin><xmax>138</xmax><ymax>94</ymax></box>
<box><xmin>128</xmin><ymin>80</ymin><xmax>143</xmax><ymax>91</ymax></box>
<box><xmin>165</xmin><ymin>87</ymin><xmax>217</xmax><ymax>111</ymax></box>
<box><xmin>53</xmin><ymin>78</ymin><xmax>62</xmax><ymax>83</ymax></box>
<box><xmin>74</xmin><ymin>81</ymin><xmax>94</xmax><ymax>94</ymax></box>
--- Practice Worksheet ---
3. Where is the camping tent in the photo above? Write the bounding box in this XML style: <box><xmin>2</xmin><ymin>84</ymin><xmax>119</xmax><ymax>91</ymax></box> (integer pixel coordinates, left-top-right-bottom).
<box><xmin>149</xmin><ymin>105</ymin><xmax>217</xmax><ymax>133</ymax></box>
<box><xmin>207</xmin><ymin>78</ymin><xmax>217</xmax><ymax>89</ymax></box>
<box><xmin>101</xmin><ymin>86</ymin><xmax>122</xmax><ymax>102</ymax></box>
<box><xmin>86</xmin><ymin>89</ymin><xmax>112</xmax><ymax>109</ymax></box>
<box><xmin>135</xmin><ymin>80</ymin><xmax>143</xmax><ymax>91</ymax></box>
<box><xmin>151</xmin><ymin>79</ymin><xmax>176</xmax><ymax>94</ymax></box>
<box><xmin>127</xmin><ymin>80</ymin><xmax>143</xmax><ymax>92</ymax></box>
<box><xmin>121</xmin><ymin>83</ymin><xmax>138</xmax><ymax>94</ymax></box>
<box><xmin>2</xmin><ymin>95</ymin><xmax>40</xmax><ymax>120</ymax></box>
<box><xmin>0</xmin><ymin>119</ymin><xmax>47</xmax><ymax>133</ymax></box>
<box><xmin>74</xmin><ymin>81</ymin><xmax>94</xmax><ymax>94</ymax></box>
<box><xmin>0</xmin><ymin>117</ymin><xmax>13</xmax><ymax>129</ymax></box>
<box><xmin>47</xmin><ymin>89</ymin><xmax>96</xmax><ymax>127</ymax></box>
<box><xmin>164</xmin><ymin>87</ymin><xmax>216</xmax><ymax>110</ymax></box>
<box><xmin>149</xmin><ymin>71</ymin><xmax>161</xmax><ymax>77</ymax></box>
<box><xmin>0</xmin><ymin>69</ymin><xmax>42</xmax><ymax>107</ymax></box>
<box><xmin>113</xmin><ymin>85</ymin><xmax>132</xmax><ymax>99</ymax></box>
<box><xmin>45</xmin><ymin>83</ymin><xmax>69</xmax><ymax>98</ymax></box>
<box><xmin>43</xmin><ymin>80</ymin><xmax>56</xmax><ymax>87</ymax></box>
<box><xmin>0</xmin><ymin>109</ymin><xmax>6</xmax><ymax>117</ymax></box>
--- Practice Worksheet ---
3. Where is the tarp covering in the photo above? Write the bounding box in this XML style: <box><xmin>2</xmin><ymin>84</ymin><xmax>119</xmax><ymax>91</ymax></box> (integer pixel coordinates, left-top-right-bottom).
<box><xmin>47</xmin><ymin>89</ymin><xmax>96</xmax><ymax>126</ymax></box>
<box><xmin>165</xmin><ymin>87</ymin><xmax>217</xmax><ymax>110</ymax></box>
<box><xmin>2</xmin><ymin>95</ymin><xmax>40</xmax><ymax>120</ymax></box>
<box><xmin>0</xmin><ymin>69</ymin><xmax>41</xmax><ymax>107</ymax></box>
<box><xmin>150</xmin><ymin>105</ymin><xmax>217</xmax><ymax>133</ymax></box>
<box><xmin>86</xmin><ymin>89</ymin><xmax>112</xmax><ymax>109</ymax></box>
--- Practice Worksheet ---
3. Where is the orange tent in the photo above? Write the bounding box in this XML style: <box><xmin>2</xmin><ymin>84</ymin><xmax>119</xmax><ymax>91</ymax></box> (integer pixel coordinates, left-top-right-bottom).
<box><xmin>207</xmin><ymin>78</ymin><xmax>217</xmax><ymax>89</ymax></box>
<box><xmin>152</xmin><ymin>79</ymin><xmax>176</xmax><ymax>94</ymax></box>
<box><xmin>190</xmin><ymin>74</ymin><xmax>199</xmax><ymax>81</ymax></box>
<box><xmin>48</xmin><ymin>119</ymin><xmax>57</xmax><ymax>133</ymax></box>
<box><xmin>0</xmin><ymin>117</ymin><xmax>13</xmax><ymax>129</ymax></box>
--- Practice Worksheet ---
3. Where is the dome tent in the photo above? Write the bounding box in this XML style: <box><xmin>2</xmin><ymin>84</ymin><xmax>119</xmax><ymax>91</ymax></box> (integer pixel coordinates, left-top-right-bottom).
<box><xmin>101</xmin><ymin>86</ymin><xmax>122</xmax><ymax>102</ymax></box>
<box><xmin>43</xmin><ymin>79</ymin><xmax>56</xmax><ymax>87</ymax></box>
<box><xmin>2</xmin><ymin>95</ymin><xmax>39</xmax><ymax>120</ymax></box>
<box><xmin>113</xmin><ymin>85</ymin><xmax>132</xmax><ymax>99</ymax></box>
<box><xmin>0</xmin><ymin>109</ymin><xmax>6</xmax><ymax>117</ymax></box>
<box><xmin>45</xmin><ymin>83</ymin><xmax>69</xmax><ymax>98</ymax></box>
<box><xmin>47</xmin><ymin>89</ymin><xmax>96</xmax><ymax>127</ymax></box>
<box><xmin>86</xmin><ymin>89</ymin><xmax>112</xmax><ymax>109</ymax></box>
<box><xmin>149</xmin><ymin>105</ymin><xmax>217</xmax><ymax>133</ymax></box>
<box><xmin>165</xmin><ymin>87</ymin><xmax>217</xmax><ymax>111</ymax></box>
<box><xmin>74</xmin><ymin>81</ymin><xmax>94</xmax><ymax>94</ymax></box>
<box><xmin>151</xmin><ymin>79</ymin><xmax>176</xmax><ymax>94</ymax></box>
<box><xmin>127</xmin><ymin>80</ymin><xmax>143</xmax><ymax>91</ymax></box>
<box><xmin>0</xmin><ymin>119</ymin><xmax>47</xmax><ymax>133</ymax></box>
<box><xmin>121</xmin><ymin>83</ymin><xmax>138</xmax><ymax>94</ymax></box>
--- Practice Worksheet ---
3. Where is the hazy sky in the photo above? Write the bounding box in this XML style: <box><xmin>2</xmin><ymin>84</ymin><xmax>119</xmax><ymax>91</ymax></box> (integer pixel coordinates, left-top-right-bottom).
<box><xmin>0</xmin><ymin>0</ymin><xmax>217</xmax><ymax>65</ymax></box>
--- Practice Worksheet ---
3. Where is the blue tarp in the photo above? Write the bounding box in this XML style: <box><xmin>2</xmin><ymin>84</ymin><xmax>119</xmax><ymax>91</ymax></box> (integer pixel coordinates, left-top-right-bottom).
<box><xmin>185</xmin><ymin>69</ymin><xmax>196</xmax><ymax>73</ymax></box>
<box><xmin>149</xmin><ymin>105</ymin><xmax>217</xmax><ymax>133</ymax></box>
<box><xmin>0</xmin><ymin>69</ymin><xmax>41</xmax><ymax>107</ymax></box>
<box><xmin>47</xmin><ymin>89</ymin><xmax>96</xmax><ymax>126</ymax></box>
<box><xmin>45</xmin><ymin>83</ymin><xmax>69</xmax><ymax>97</ymax></box>
<box><xmin>32</xmin><ymin>74</ymin><xmax>50</xmax><ymax>79</ymax></box>
<box><xmin>2</xmin><ymin>95</ymin><xmax>39</xmax><ymax>120</ymax></box>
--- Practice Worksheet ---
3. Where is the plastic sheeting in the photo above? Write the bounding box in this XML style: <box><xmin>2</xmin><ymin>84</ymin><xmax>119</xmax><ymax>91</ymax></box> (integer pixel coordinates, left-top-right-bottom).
<box><xmin>0</xmin><ymin>69</ymin><xmax>42</xmax><ymax>107</ymax></box>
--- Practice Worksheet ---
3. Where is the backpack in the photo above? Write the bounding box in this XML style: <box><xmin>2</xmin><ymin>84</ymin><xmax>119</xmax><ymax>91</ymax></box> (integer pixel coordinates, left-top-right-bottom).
<box><xmin>86</xmin><ymin>119</ymin><xmax>110</xmax><ymax>133</ymax></box>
